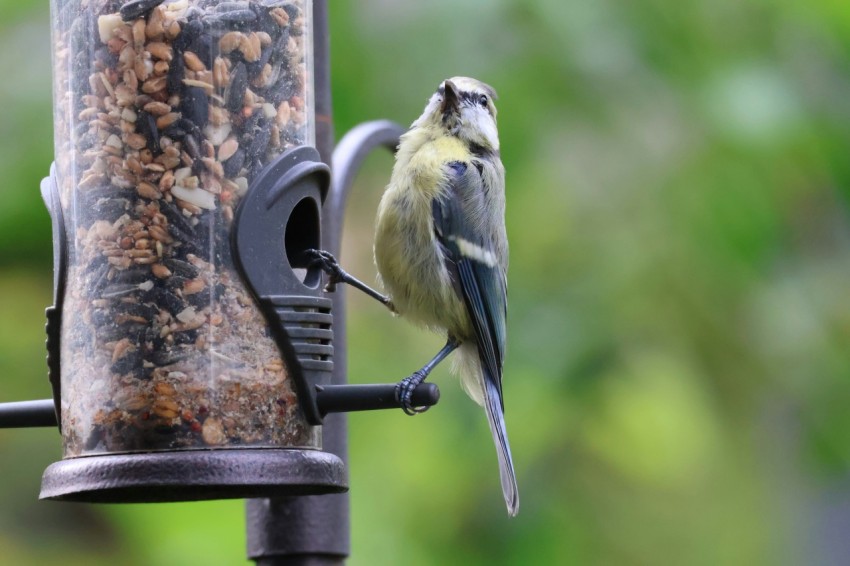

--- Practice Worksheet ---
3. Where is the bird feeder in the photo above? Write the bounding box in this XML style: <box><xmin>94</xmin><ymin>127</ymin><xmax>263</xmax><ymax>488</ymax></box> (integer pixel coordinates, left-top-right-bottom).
<box><xmin>1</xmin><ymin>1</ymin><xmax>434</xmax><ymax>561</ymax></box>
<box><xmin>38</xmin><ymin>0</ymin><xmax>345</xmax><ymax>502</ymax></box>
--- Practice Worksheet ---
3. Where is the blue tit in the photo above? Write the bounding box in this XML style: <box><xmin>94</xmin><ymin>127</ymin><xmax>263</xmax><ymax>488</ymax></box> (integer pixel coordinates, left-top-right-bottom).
<box><xmin>307</xmin><ymin>77</ymin><xmax>517</xmax><ymax>516</ymax></box>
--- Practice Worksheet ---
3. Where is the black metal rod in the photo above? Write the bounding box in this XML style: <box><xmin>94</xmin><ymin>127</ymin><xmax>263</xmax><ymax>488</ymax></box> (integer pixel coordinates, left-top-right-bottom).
<box><xmin>316</xmin><ymin>383</ymin><xmax>440</xmax><ymax>416</ymax></box>
<box><xmin>0</xmin><ymin>399</ymin><xmax>57</xmax><ymax>428</ymax></box>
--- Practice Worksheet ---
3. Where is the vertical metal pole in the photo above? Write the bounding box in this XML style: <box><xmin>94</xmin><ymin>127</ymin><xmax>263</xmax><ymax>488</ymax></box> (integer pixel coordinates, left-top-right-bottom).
<box><xmin>246</xmin><ymin>1</ymin><xmax>350</xmax><ymax>564</ymax></box>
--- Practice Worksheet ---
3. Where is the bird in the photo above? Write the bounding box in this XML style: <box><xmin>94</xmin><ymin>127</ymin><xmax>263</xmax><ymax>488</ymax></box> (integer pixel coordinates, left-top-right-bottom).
<box><xmin>306</xmin><ymin>77</ymin><xmax>518</xmax><ymax>516</ymax></box>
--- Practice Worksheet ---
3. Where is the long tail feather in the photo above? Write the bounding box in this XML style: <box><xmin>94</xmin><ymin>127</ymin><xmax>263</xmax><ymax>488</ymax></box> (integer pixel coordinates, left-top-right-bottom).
<box><xmin>483</xmin><ymin>366</ymin><xmax>519</xmax><ymax>516</ymax></box>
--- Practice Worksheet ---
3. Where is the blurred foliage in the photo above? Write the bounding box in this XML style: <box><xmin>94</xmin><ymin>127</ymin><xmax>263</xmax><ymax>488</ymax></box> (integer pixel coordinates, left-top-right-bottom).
<box><xmin>2</xmin><ymin>0</ymin><xmax>850</xmax><ymax>564</ymax></box>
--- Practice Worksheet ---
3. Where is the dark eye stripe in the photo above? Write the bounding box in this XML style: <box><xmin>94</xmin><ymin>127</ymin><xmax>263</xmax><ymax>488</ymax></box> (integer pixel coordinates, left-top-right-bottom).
<box><xmin>435</xmin><ymin>86</ymin><xmax>494</xmax><ymax>115</ymax></box>
<box><xmin>460</xmin><ymin>91</ymin><xmax>492</xmax><ymax>112</ymax></box>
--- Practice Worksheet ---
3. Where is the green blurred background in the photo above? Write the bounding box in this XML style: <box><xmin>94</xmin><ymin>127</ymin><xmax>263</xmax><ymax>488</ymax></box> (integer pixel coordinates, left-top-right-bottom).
<box><xmin>2</xmin><ymin>0</ymin><xmax>850</xmax><ymax>564</ymax></box>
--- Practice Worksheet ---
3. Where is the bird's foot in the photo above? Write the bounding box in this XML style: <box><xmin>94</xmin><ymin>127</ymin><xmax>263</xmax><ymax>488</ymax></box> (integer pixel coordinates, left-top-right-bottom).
<box><xmin>304</xmin><ymin>249</ymin><xmax>395</xmax><ymax>308</ymax></box>
<box><xmin>304</xmin><ymin>249</ymin><xmax>344</xmax><ymax>292</ymax></box>
<box><xmin>395</xmin><ymin>371</ymin><xmax>431</xmax><ymax>415</ymax></box>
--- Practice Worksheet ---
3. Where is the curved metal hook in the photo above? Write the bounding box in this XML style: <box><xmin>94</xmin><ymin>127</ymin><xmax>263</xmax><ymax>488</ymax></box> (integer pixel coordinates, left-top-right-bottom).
<box><xmin>323</xmin><ymin>120</ymin><xmax>405</xmax><ymax>256</ymax></box>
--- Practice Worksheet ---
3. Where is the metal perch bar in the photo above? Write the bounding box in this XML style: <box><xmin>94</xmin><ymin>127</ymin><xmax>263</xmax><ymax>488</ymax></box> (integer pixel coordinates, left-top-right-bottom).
<box><xmin>0</xmin><ymin>400</ymin><xmax>57</xmax><ymax>428</ymax></box>
<box><xmin>0</xmin><ymin>381</ymin><xmax>440</xmax><ymax>429</ymax></box>
<box><xmin>316</xmin><ymin>383</ymin><xmax>440</xmax><ymax>416</ymax></box>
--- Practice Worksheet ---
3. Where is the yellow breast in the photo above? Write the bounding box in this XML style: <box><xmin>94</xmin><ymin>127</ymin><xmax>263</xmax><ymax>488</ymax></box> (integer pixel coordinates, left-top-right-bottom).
<box><xmin>373</xmin><ymin>135</ymin><xmax>473</xmax><ymax>334</ymax></box>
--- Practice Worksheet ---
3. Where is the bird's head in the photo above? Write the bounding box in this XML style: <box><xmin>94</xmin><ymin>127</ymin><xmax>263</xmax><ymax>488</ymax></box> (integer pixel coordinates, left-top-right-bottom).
<box><xmin>415</xmin><ymin>77</ymin><xmax>500</xmax><ymax>153</ymax></box>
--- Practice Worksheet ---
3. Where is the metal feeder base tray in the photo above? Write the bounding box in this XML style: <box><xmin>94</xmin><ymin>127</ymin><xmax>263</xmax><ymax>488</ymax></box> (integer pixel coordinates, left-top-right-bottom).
<box><xmin>40</xmin><ymin>448</ymin><xmax>347</xmax><ymax>503</ymax></box>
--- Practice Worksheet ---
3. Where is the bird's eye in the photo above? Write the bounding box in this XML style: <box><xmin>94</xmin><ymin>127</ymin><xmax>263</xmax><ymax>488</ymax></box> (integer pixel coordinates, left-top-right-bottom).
<box><xmin>478</xmin><ymin>94</ymin><xmax>488</xmax><ymax>107</ymax></box>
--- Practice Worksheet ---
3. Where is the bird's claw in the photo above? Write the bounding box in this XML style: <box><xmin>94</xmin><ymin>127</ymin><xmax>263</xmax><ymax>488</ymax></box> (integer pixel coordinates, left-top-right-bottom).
<box><xmin>395</xmin><ymin>373</ymin><xmax>430</xmax><ymax>415</ymax></box>
<box><xmin>304</xmin><ymin>249</ymin><xmax>344</xmax><ymax>292</ymax></box>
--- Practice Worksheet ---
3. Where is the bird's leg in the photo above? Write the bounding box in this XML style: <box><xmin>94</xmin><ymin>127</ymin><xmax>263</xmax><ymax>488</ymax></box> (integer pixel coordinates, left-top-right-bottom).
<box><xmin>304</xmin><ymin>249</ymin><xmax>394</xmax><ymax>310</ymax></box>
<box><xmin>396</xmin><ymin>338</ymin><xmax>460</xmax><ymax>415</ymax></box>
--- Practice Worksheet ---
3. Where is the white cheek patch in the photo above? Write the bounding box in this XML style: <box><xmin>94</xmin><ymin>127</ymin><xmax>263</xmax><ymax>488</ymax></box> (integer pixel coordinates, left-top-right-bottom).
<box><xmin>451</xmin><ymin>235</ymin><xmax>498</xmax><ymax>267</ymax></box>
<box><xmin>467</xmin><ymin>110</ymin><xmax>500</xmax><ymax>150</ymax></box>
<box><xmin>479</xmin><ymin>115</ymin><xmax>500</xmax><ymax>150</ymax></box>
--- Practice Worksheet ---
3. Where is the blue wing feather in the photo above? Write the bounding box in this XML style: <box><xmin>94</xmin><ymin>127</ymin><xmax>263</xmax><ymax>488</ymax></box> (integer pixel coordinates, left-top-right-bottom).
<box><xmin>433</xmin><ymin>159</ymin><xmax>517</xmax><ymax>515</ymax></box>
<box><xmin>432</xmin><ymin>160</ymin><xmax>507</xmax><ymax>406</ymax></box>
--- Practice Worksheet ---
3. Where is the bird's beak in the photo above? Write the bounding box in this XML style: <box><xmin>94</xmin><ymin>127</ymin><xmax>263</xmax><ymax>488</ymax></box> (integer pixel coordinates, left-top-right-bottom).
<box><xmin>441</xmin><ymin>80</ymin><xmax>460</xmax><ymax>117</ymax></box>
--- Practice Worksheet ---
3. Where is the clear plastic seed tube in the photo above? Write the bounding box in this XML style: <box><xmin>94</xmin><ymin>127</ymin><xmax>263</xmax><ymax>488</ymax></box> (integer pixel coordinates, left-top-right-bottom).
<box><xmin>50</xmin><ymin>0</ymin><xmax>318</xmax><ymax>456</ymax></box>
